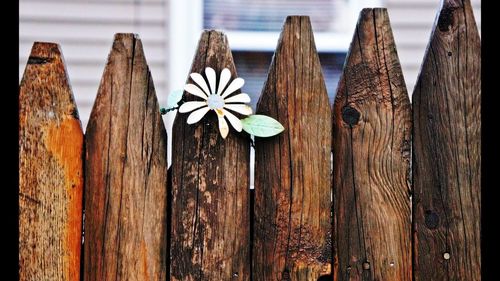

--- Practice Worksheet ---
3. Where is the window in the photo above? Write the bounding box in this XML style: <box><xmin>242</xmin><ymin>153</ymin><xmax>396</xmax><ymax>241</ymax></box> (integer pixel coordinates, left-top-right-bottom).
<box><xmin>170</xmin><ymin>0</ymin><xmax>380</xmax><ymax>108</ymax></box>
<box><xmin>204</xmin><ymin>0</ymin><xmax>351</xmax><ymax>32</ymax></box>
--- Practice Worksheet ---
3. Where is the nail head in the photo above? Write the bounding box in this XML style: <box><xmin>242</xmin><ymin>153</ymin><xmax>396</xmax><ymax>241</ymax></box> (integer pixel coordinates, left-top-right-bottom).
<box><xmin>443</xmin><ymin>252</ymin><xmax>451</xmax><ymax>260</ymax></box>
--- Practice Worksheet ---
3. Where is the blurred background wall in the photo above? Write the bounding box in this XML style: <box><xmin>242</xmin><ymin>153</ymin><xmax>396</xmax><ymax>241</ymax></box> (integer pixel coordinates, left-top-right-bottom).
<box><xmin>19</xmin><ymin>0</ymin><xmax>481</xmax><ymax>130</ymax></box>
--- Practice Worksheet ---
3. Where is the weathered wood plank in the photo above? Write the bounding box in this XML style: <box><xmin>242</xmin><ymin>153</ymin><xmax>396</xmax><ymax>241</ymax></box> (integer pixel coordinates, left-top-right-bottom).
<box><xmin>19</xmin><ymin>42</ymin><xmax>84</xmax><ymax>281</ymax></box>
<box><xmin>83</xmin><ymin>33</ymin><xmax>168</xmax><ymax>281</ymax></box>
<box><xmin>170</xmin><ymin>30</ymin><xmax>251</xmax><ymax>281</ymax></box>
<box><xmin>332</xmin><ymin>8</ymin><xmax>412</xmax><ymax>281</ymax></box>
<box><xmin>412</xmin><ymin>0</ymin><xmax>481</xmax><ymax>280</ymax></box>
<box><xmin>253</xmin><ymin>16</ymin><xmax>332</xmax><ymax>281</ymax></box>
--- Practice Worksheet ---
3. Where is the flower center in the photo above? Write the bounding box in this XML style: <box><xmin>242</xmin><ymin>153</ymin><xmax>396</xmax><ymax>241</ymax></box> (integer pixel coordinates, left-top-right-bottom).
<box><xmin>207</xmin><ymin>94</ymin><xmax>225</xmax><ymax>110</ymax></box>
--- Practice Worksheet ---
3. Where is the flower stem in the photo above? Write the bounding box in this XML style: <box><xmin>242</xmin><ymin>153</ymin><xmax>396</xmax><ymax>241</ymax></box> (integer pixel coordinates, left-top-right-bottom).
<box><xmin>159</xmin><ymin>106</ymin><xmax>179</xmax><ymax>115</ymax></box>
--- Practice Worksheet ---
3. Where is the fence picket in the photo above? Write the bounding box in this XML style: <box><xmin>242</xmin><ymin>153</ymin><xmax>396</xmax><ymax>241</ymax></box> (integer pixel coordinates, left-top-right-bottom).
<box><xmin>83</xmin><ymin>33</ymin><xmax>168</xmax><ymax>281</ymax></box>
<box><xmin>19</xmin><ymin>42</ymin><xmax>84</xmax><ymax>281</ymax></box>
<box><xmin>253</xmin><ymin>16</ymin><xmax>333</xmax><ymax>281</ymax></box>
<box><xmin>169</xmin><ymin>30</ymin><xmax>251</xmax><ymax>281</ymax></box>
<box><xmin>412</xmin><ymin>0</ymin><xmax>481</xmax><ymax>280</ymax></box>
<box><xmin>332</xmin><ymin>8</ymin><xmax>412</xmax><ymax>281</ymax></box>
<box><xmin>17</xmin><ymin>4</ymin><xmax>482</xmax><ymax>280</ymax></box>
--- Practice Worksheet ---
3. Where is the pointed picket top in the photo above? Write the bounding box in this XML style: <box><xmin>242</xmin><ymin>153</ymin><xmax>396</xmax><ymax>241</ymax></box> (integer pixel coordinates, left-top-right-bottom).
<box><xmin>412</xmin><ymin>0</ymin><xmax>481</xmax><ymax>280</ymax></box>
<box><xmin>83</xmin><ymin>33</ymin><xmax>168</xmax><ymax>281</ymax></box>
<box><xmin>170</xmin><ymin>30</ymin><xmax>251</xmax><ymax>281</ymax></box>
<box><xmin>19</xmin><ymin>42</ymin><xmax>83</xmax><ymax>281</ymax></box>
<box><xmin>253</xmin><ymin>16</ymin><xmax>332</xmax><ymax>281</ymax></box>
<box><xmin>332</xmin><ymin>8</ymin><xmax>412</xmax><ymax>281</ymax></box>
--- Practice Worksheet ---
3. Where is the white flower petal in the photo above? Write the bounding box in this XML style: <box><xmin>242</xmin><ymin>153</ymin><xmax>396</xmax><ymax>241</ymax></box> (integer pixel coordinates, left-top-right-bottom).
<box><xmin>224</xmin><ymin>104</ymin><xmax>253</xmax><ymax>116</ymax></box>
<box><xmin>221</xmin><ymin>77</ymin><xmax>245</xmax><ymax>98</ymax></box>
<box><xmin>224</xmin><ymin>93</ymin><xmax>251</xmax><ymax>104</ymax></box>
<box><xmin>184</xmin><ymin>84</ymin><xmax>208</xmax><ymax>100</ymax></box>
<box><xmin>187</xmin><ymin>106</ymin><xmax>210</xmax><ymax>124</ymax></box>
<box><xmin>222</xmin><ymin>109</ymin><xmax>243</xmax><ymax>132</ymax></box>
<box><xmin>218</xmin><ymin>115</ymin><xmax>229</xmax><ymax>139</ymax></box>
<box><xmin>205</xmin><ymin>67</ymin><xmax>217</xmax><ymax>95</ymax></box>
<box><xmin>190</xmin><ymin>72</ymin><xmax>211</xmax><ymax>96</ymax></box>
<box><xmin>178</xmin><ymin>101</ymin><xmax>207</xmax><ymax>113</ymax></box>
<box><xmin>217</xmin><ymin>68</ymin><xmax>232</xmax><ymax>95</ymax></box>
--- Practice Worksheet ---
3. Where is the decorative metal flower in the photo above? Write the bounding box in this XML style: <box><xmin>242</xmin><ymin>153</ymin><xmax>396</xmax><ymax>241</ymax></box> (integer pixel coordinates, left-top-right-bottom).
<box><xmin>161</xmin><ymin>67</ymin><xmax>284</xmax><ymax>139</ymax></box>
<box><xmin>178</xmin><ymin>67</ymin><xmax>253</xmax><ymax>138</ymax></box>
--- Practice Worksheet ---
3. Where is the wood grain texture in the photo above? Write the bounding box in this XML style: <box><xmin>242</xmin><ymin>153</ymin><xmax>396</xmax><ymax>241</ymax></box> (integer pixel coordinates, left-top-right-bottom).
<box><xmin>253</xmin><ymin>16</ymin><xmax>332</xmax><ymax>281</ymax></box>
<box><xmin>412</xmin><ymin>0</ymin><xmax>481</xmax><ymax>280</ymax></box>
<box><xmin>83</xmin><ymin>33</ymin><xmax>168</xmax><ymax>281</ymax></box>
<box><xmin>19</xmin><ymin>42</ymin><xmax>84</xmax><ymax>281</ymax></box>
<box><xmin>332</xmin><ymin>9</ymin><xmax>412</xmax><ymax>281</ymax></box>
<box><xmin>170</xmin><ymin>30</ymin><xmax>250</xmax><ymax>281</ymax></box>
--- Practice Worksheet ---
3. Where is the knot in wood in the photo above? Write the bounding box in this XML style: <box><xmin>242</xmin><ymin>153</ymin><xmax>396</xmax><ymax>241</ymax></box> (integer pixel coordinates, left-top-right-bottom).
<box><xmin>424</xmin><ymin>210</ymin><xmax>439</xmax><ymax>229</ymax></box>
<box><xmin>342</xmin><ymin>105</ymin><xmax>361</xmax><ymax>126</ymax></box>
<box><xmin>362</xmin><ymin>261</ymin><xmax>370</xmax><ymax>270</ymax></box>
<box><xmin>27</xmin><ymin>56</ymin><xmax>54</xmax><ymax>65</ymax></box>
<box><xmin>317</xmin><ymin>275</ymin><xmax>333</xmax><ymax>281</ymax></box>
<box><xmin>438</xmin><ymin>7</ymin><xmax>456</xmax><ymax>32</ymax></box>
<box><xmin>70</xmin><ymin>108</ymin><xmax>79</xmax><ymax>119</ymax></box>
<box><xmin>281</xmin><ymin>269</ymin><xmax>291</xmax><ymax>281</ymax></box>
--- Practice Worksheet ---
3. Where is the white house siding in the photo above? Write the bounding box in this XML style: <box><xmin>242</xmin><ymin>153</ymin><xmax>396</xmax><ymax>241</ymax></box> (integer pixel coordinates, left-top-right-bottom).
<box><xmin>19</xmin><ymin>0</ymin><xmax>481</xmax><ymax>127</ymax></box>
<box><xmin>19</xmin><ymin>0</ymin><xmax>169</xmax><ymax>129</ymax></box>
<box><xmin>386</xmin><ymin>0</ymin><xmax>481</xmax><ymax>95</ymax></box>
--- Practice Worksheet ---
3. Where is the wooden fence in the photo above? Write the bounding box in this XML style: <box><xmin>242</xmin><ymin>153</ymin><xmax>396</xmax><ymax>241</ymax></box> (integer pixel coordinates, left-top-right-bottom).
<box><xmin>19</xmin><ymin>2</ymin><xmax>481</xmax><ymax>281</ymax></box>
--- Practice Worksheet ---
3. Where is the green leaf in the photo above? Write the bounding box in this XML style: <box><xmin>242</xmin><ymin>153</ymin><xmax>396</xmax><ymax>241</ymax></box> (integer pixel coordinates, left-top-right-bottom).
<box><xmin>241</xmin><ymin>115</ymin><xmax>285</xmax><ymax>137</ymax></box>
<box><xmin>167</xmin><ymin>89</ymin><xmax>184</xmax><ymax>108</ymax></box>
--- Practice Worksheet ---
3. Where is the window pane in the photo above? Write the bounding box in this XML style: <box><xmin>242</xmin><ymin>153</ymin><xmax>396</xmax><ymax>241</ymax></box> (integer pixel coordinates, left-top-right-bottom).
<box><xmin>204</xmin><ymin>0</ymin><xmax>346</xmax><ymax>32</ymax></box>
<box><xmin>233</xmin><ymin>51</ymin><xmax>346</xmax><ymax>109</ymax></box>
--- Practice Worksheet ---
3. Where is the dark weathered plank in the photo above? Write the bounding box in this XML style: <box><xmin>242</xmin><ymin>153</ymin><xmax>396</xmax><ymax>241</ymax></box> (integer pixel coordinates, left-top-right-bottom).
<box><xmin>83</xmin><ymin>33</ymin><xmax>168</xmax><ymax>281</ymax></box>
<box><xmin>170</xmin><ymin>30</ymin><xmax>250</xmax><ymax>281</ymax></box>
<box><xmin>332</xmin><ymin>8</ymin><xmax>412</xmax><ymax>281</ymax></box>
<box><xmin>19</xmin><ymin>42</ymin><xmax>84</xmax><ymax>281</ymax></box>
<box><xmin>412</xmin><ymin>0</ymin><xmax>481</xmax><ymax>280</ymax></box>
<box><xmin>253</xmin><ymin>16</ymin><xmax>332</xmax><ymax>281</ymax></box>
